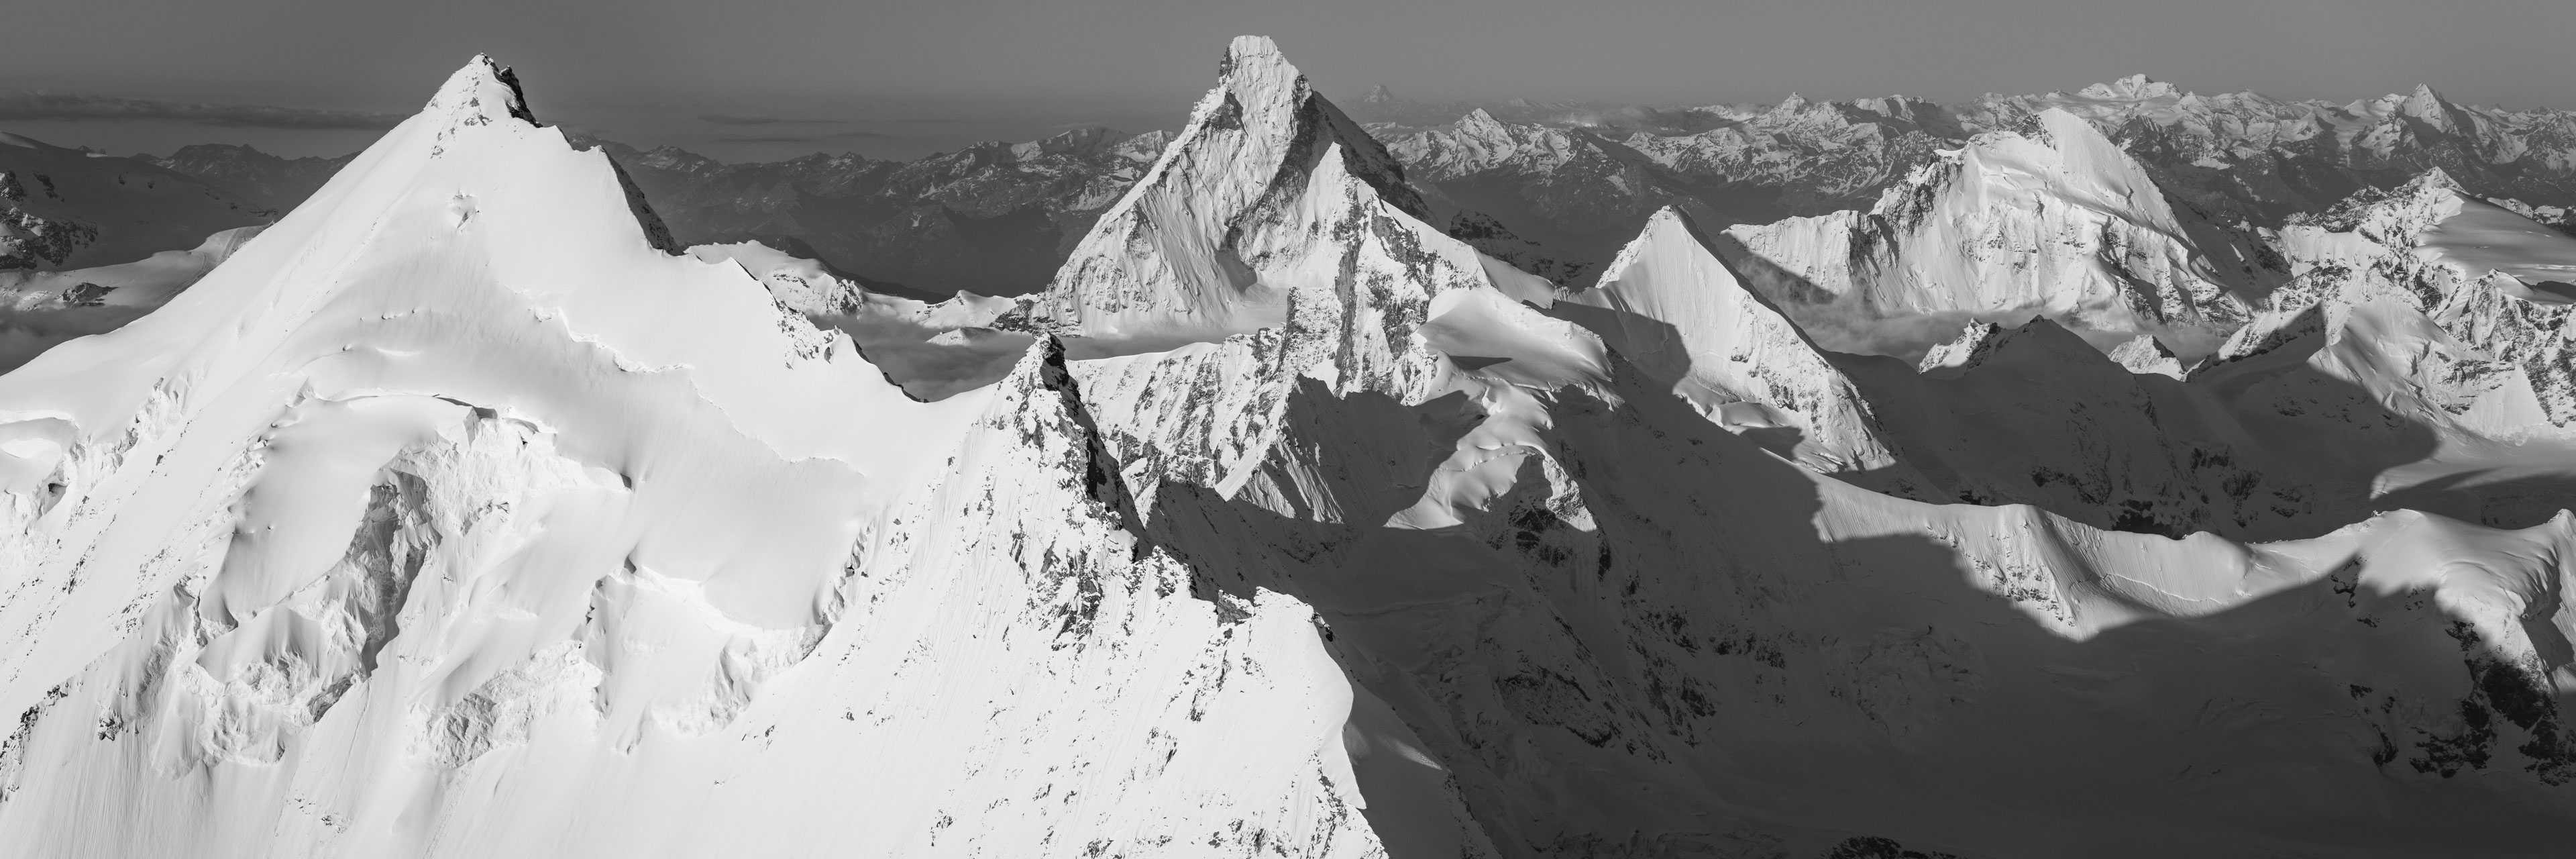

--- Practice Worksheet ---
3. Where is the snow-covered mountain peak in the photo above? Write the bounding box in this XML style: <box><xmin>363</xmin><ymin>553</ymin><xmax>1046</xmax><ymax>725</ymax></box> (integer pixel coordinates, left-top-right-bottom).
<box><xmin>0</xmin><ymin>49</ymin><xmax>1436</xmax><ymax>858</ymax></box>
<box><xmin>1217</xmin><ymin>34</ymin><xmax>1289</xmax><ymax>82</ymax></box>
<box><xmin>1914</xmin><ymin>320</ymin><xmax>2003</xmax><ymax>374</ymax></box>
<box><xmin>1556</xmin><ymin>205</ymin><xmax>1909</xmax><ymax>474</ymax></box>
<box><xmin>2075</xmin><ymin>73</ymin><xmax>2182</xmax><ymax>102</ymax></box>
<box><xmin>423</xmin><ymin>54</ymin><xmax>534</xmax><ymax>126</ymax></box>
<box><xmin>2291</xmin><ymin>168</ymin><xmax>2471</xmax><ymax>240</ymax></box>
<box><xmin>25</xmin><ymin>41</ymin><xmax>2576</xmax><ymax>858</ymax></box>
<box><xmin>1720</xmin><ymin>103</ymin><xmax>2263</xmax><ymax>360</ymax></box>
<box><xmin>1020</xmin><ymin>35</ymin><xmax>1450</xmax><ymax>346</ymax></box>
<box><xmin>2344</xmin><ymin>83</ymin><xmax>2475</xmax><ymax>132</ymax></box>
<box><xmin>2402</xmin><ymin>83</ymin><xmax>2459</xmax><ymax>117</ymax></box>
<box><xmin>1457</xmin><ymin>106</ymin><xmax>1508</xmax><ymax>135</ymax></box>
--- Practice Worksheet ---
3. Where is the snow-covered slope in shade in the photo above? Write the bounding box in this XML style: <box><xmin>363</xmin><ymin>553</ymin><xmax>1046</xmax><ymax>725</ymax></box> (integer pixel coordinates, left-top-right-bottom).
<box><xmin>1710</xmin><ymin>107</ymin><xmax>2279</xmax><ymax>361</ymax></box>
<box><xmin>1028</xmin><ymin>44</ymin><xmax>2576</xmax><ymax>856</ymax></box>
<box><xmin>1066</xmin><ymin>198</ymin><xmax>2576</xmax><ymax>856</ymax></box>
<box><xmin>1551</xmin><ymin>204</ymin><xmax>2576</xmax><ymax>543</ymax></box>
<box><xmin>15</xmin><ymin>35</ymin><xmax>2576</xmax><ymax>859</ymax></box>
<box><xmin>0</xmin><ymin>56</ymin><xmax>1405</xmax><ymax>858</ymax></box>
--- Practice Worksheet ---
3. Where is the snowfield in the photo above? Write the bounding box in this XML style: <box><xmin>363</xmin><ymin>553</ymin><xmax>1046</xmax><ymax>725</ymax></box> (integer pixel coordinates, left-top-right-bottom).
<box><xmin>4</xmin><ymin>36</ymin><xmax>2576</xmax><ymax>859</ymax></box>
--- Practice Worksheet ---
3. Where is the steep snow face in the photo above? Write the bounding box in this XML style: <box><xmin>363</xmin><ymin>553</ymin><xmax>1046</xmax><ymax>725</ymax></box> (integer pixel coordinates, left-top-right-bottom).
<box><xmin>1720</xmin><ymin>108</ymin><xmax>2277</xmax><ymax>361</ymax></box>
<box><xmin>0</xmin><ymin>134</ymin><xmax>274</xmax><ymax>270</ymax></box>
<box><xmin>0</xmin><ymin>56</ymin><xmax>1390</xmax><ymax>858</ymax></box>
<box><xmin>1019</xmin><ymin>36</ymin><xmax>1460</xmax><ymax>350</ymax></box>
<box><xmin>1551</xmin><ymin>207</ymin><xmax>1909</xmax><ymax>480</ymax></box>
<box><xmin>19</xmin><ymin>37</ymin><xmax>2576</xmax><ymax>859</ymax></box>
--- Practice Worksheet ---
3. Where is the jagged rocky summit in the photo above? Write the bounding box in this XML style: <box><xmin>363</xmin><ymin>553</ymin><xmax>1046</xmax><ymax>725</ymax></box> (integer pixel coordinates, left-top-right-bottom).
<box><xmin>6</xmin><ymin>37</ymin><xmax>2576</xmax><ymax>859</ymax></box>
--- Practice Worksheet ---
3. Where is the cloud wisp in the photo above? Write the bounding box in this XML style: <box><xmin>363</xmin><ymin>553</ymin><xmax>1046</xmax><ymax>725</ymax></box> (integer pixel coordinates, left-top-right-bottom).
<box><xmin>711</xmin><ymin>129</ymin><xmax>896</xmax><ymax>144</ymax></box>
<box><xmin>0</xmin><ymin>92</ymin><xmax>402</xmax><ymax>130</ymax></box>
<box><xmin>698</xmin><ymin>113</ymin><xmax>849</xmax><ymax>127</ymax></box>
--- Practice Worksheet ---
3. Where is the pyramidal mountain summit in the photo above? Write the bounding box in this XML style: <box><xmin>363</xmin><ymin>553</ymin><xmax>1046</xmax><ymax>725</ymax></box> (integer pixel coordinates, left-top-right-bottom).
<box><xmin>7</xmin><ymin>36</ymin><xmax>2576</xmax><ymax>859</ymax></box>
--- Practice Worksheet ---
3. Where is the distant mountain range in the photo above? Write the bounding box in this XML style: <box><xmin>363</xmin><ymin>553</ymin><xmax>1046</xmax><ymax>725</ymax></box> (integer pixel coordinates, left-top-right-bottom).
<box><xmin>13</xmin><ymin>38</ymin><xmax>2576</xmax><ymax>858</ymax></box>
<box><xmin>11</xmin><ymin>74</ymin><xmax>2573</xmax><ymax>302</ymax></box>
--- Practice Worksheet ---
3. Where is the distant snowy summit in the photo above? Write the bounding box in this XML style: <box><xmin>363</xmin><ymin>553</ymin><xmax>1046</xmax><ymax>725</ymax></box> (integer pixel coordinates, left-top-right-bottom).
<box><xmin>7</xmin><ymin>34</ymin><xmax>2576</xmax><ymax>859</ymax></box>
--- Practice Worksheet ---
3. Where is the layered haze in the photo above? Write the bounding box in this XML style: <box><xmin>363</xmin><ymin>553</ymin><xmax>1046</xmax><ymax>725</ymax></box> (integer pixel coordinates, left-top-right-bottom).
<box><xmin>3</xmin><ymin>0</ymin><xmax>2571</xmax><ymax>160</ymax></box>
<box><xmin>10</xmin><ymin>13</ymin><xmax>2576</xmax><ymax>859</ymax></box>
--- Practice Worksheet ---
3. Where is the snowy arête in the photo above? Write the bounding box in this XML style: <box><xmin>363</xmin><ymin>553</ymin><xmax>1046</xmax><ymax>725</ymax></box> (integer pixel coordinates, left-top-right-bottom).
<box><xmin>4</xmin><ymin>36</ymin><xmax>2576</xmax><ymax>859</ymax></box>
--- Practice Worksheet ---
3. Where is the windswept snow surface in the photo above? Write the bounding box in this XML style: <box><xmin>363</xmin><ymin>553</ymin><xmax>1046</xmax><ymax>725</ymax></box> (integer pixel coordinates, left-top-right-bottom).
<box><xmin>8</xmin><ymin>37</ymin><xmax>2576</xmax><ymax>859</ymax></box>
<box><xmin>0</xmin><ymin>55</ymin><xmax>1387</xmax><ymax>858</ymax></box>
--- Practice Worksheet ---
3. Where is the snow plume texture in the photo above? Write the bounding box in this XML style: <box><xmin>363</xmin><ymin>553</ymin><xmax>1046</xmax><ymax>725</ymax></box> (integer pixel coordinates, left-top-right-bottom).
<box><xmin>10</xmin><ymin>38</ymin><xmax>2576</xmax><ymax>859</ymax></box>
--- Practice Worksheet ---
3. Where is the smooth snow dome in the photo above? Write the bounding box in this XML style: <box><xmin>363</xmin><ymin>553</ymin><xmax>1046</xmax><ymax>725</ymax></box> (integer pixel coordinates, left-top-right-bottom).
<box><xmin>11</xmin><ymin>34</ymin><xmax>2576</xmax><ymax>859</ymax></box>
<box><xmin>2423</xmin><ymin>195</ymin><xmax>2576</xmax><ymax>302</ymax></box>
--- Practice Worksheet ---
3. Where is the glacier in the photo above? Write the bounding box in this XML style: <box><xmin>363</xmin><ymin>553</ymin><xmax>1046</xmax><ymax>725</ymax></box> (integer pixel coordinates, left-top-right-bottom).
<box><xmin>2</xmin><ymin>35</ymin><xmax>2576</xmax><ymax>859</ymax></box>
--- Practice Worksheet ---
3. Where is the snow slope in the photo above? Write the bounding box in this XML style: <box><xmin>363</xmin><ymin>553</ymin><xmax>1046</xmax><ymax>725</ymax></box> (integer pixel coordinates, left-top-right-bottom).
<box><xmin>9</xmin><ymin>36</ymin><xmax>2576</xmax><ymax>859</ymax></box>
<box><xmin>1550</xmin><ymin>206</ymin><xmax>1910</xmax><ymax>480</ymax></box>
<box><xmin>0</xmin><ymin>56</ymin><xmax>1393</xmax><ymax>858</ymax></box>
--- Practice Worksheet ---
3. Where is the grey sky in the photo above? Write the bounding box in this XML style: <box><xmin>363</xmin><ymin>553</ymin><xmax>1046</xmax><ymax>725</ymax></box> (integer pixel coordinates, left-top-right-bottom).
<box><xmin>4</xmin><ymin>0</ymin><xmax>2570</xmax><ymax>160</ymax></box>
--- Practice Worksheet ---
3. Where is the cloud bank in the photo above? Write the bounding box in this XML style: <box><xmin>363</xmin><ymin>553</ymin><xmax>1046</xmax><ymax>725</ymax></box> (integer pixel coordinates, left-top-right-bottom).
<box><xmin>0</xmin><ymin>92</ymin><xmax>402</xmax><ymax>130</ymax></box>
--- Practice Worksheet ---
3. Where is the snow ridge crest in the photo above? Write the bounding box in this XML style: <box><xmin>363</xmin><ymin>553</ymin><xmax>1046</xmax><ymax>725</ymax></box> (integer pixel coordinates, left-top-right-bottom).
<box><xmin>425</xmin><ymin>54</ymin><xmax>535</xmax><ymax>126</ymax></box>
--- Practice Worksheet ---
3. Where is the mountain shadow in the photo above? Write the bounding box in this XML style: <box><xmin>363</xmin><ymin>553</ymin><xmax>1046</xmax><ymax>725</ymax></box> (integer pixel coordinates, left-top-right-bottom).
<box><xmin>1559</xmin><ymin>234</ymin><xmax>2576</xmax><ymax>544</ymax></box>
<box><xmin>1119</xmin><ymin>346</ymin><xmax>2576</xmax><ymax>858</ymax></box>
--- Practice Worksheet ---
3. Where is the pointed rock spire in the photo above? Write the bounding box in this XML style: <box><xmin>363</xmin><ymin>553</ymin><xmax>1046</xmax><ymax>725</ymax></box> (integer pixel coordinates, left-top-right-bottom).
<box><xmin>1024</xmin><ymin>34</ymin><xmax>1435</xmax><ymax>346</ymax></box>
<box><xmin>424</xmin><ymin>54</ymin><xmax>535</xmax><ymax>125</ymax></box>
<box><xmin>2400</xmin><ymin>83</ymin><xmax>2474</xmax><ymax>133</ymax></box>
<box><xmin>2408</xmin><ymin>166</ymin><xmax>2467</xmax><ymax>195</ymax></box>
